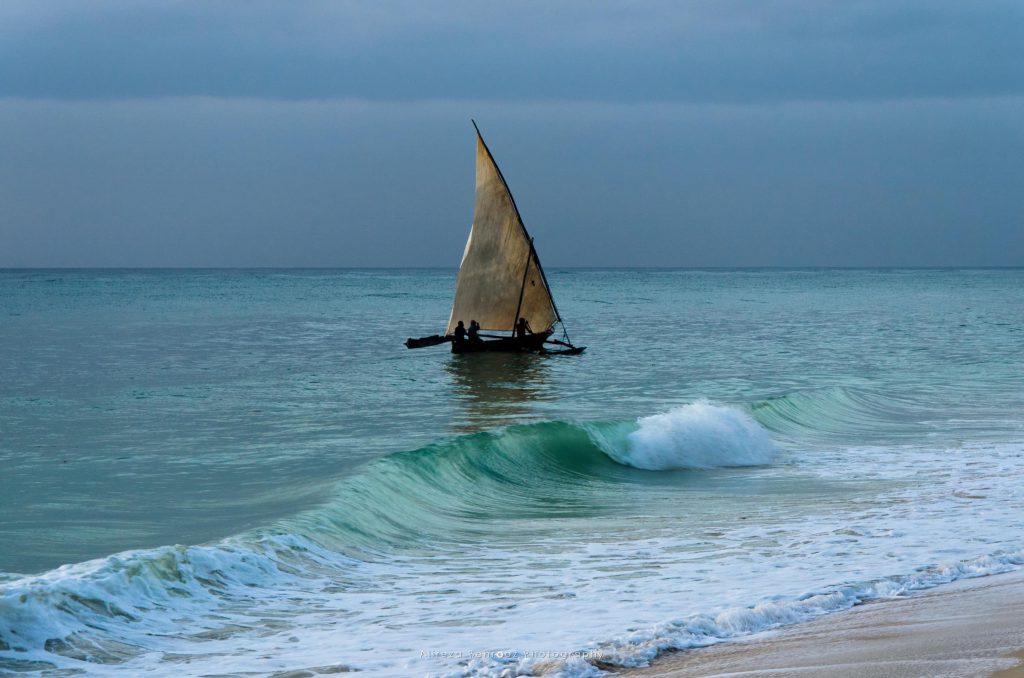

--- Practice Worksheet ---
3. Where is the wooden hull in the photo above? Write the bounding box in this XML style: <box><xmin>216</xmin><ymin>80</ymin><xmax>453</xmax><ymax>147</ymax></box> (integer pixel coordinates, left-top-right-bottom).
<box><xmin>451</xmin><ymin>331</ymin><xmax>552</xmax><ymax>354</ymax></box>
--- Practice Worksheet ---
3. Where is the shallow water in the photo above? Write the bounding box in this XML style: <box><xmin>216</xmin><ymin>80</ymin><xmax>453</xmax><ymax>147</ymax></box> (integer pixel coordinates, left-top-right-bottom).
<box><xmin>1</xmin><ymin>268</ymin><xmax>1023</xmax><ymax>676</ymax></box>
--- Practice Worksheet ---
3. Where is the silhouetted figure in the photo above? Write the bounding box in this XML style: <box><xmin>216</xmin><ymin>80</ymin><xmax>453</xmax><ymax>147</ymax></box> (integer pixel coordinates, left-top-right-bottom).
<box><xmin>453</xmin><ymin>320</ymin><xmax>467</xmax><ymax>345</ymax></box>
<box><xmin>516</xmin><ymin>317</ymin><xmax>532</xmax><ymax>339</ymax></box>
<box><xmin>468</xmin><ymin>320</ymin><xmax>481</xmax><ymax>343</ymax></box>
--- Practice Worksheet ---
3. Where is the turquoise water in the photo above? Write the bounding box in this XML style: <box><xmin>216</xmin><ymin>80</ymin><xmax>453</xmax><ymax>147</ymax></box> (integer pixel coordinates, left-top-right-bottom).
<box><xmin>1</xmin><ymin>268</ymin><xmax>1023</xmax><ymax>676</ymax></box>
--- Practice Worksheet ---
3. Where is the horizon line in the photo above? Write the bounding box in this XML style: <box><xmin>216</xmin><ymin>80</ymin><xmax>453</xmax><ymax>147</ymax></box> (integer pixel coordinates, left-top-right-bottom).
<box><xmin>2</xmin><ymin>265</ymin><xmax>1023</xmax><ymax>272</ymax></box>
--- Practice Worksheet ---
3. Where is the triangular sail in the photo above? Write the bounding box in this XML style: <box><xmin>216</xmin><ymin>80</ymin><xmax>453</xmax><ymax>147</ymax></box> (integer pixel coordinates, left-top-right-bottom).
<box><xmin>446</xmin><ymin>129</ymin><xmax>559</xmax><ymax>335</ymax></box>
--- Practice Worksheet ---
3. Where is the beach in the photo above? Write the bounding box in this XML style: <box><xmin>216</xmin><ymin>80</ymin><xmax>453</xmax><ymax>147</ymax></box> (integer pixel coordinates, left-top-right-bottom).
<box><xmin>624</xmin><ymin>569</ymin><xmax>1024</xmax><ymax>678</ymax></box>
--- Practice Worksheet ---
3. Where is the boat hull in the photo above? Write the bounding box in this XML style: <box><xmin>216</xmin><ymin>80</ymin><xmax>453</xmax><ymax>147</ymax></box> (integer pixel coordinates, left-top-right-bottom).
<box><xmin>451</xmin><ymin>331</ymin><xmax>552</xmax><ymax>354</ymax></box>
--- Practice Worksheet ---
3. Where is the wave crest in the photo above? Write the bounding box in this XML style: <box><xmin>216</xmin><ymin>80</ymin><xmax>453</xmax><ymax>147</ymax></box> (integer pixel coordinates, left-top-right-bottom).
<box><xmin>592</xmin><ymin>401</ymin><xmax>776</xmax><ymax>470</ymax></box>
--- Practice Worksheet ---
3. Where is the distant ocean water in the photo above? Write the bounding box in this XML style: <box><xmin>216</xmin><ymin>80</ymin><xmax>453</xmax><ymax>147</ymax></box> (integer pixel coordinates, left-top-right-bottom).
<box><xmin>1</xmin><ymin>268</ymin><xmax>1023</xmax><ymax>677</ymax></box>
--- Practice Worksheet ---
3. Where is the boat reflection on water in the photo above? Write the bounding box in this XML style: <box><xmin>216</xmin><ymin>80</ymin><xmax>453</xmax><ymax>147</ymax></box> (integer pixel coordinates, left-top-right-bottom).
<box><xmin>444</xmin><ymin>352</ymin><xmax>553</xmax><ymax>433</ymax></box>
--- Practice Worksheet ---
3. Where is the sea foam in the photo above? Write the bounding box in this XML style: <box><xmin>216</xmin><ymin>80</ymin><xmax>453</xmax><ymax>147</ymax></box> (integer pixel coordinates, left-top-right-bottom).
<box><xmin>595</xmin><ymin>401</ymin><xmax>777</xmax><ymax>470</ymax></box>
<box><xmin>6</xmin><ymin>419</ymin><xmax>1024</xmax><ymax>678</ymax></box>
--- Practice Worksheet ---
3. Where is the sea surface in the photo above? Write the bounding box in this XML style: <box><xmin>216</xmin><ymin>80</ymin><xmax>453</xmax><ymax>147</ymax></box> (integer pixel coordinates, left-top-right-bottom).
<box><xmin>1</xmin><ymin>268</ymin><xmax>1023</xmax><ymax>677</ymax></box>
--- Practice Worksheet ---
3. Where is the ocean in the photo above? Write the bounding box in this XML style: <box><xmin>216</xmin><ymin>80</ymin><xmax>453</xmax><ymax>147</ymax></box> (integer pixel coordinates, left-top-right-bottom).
<box><xmin>1</xmin><ymin>268</ymin><xmax>1023</xmax><ymax>677</ymax></box>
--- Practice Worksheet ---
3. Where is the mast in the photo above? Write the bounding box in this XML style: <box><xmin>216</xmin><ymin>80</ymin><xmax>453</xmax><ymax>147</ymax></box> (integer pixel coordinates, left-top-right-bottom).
<box><xmin>512</xmin><ymin>242</ymin><xmax>533</xmax><ymax>335</ymax></box>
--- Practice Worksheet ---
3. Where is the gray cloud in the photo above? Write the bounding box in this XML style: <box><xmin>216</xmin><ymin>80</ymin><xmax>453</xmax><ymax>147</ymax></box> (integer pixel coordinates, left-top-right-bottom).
<box><xmin>2</xmin><ymin>1</ymin><xmax>1022</xmax><ymax>103</ymax></box>
<box><xmin>1</xmin><ymin>2</ymin><xmax>1021</xmax><ymax>267</ymax></box>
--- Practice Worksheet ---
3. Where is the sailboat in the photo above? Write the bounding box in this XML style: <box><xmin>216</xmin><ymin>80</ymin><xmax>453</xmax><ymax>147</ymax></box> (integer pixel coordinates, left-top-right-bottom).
<box><xmin>405</xmin><ymin>122</ymin><xmax>584</xmax><ymax>355</ymax></box>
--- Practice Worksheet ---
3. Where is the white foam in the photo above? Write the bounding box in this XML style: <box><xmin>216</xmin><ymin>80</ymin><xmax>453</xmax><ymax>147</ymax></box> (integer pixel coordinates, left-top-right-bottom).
<box><xmin>6</xmin><ymin>434</ymin><xmax>1024</xmax><ymax>678</ymax></box>
<box><xmin>598</xmin><ymin>400</ymin><xmax>777</xmax><ymax>470</ymax></box>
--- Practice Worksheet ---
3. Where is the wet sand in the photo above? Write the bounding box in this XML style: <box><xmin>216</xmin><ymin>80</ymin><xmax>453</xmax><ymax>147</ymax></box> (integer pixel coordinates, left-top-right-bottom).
<box><xmin>621</xmin><ymin>569</ymin><xmax>1024</xmax><ymax>678</ymax></box>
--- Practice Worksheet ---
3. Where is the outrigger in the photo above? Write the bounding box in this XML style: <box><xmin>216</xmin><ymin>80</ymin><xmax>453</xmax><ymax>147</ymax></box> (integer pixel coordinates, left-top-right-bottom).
<box><xmin>405</xmin><ymin>123</ymin><xmax>585</xmax><ymax>356</ymax></box>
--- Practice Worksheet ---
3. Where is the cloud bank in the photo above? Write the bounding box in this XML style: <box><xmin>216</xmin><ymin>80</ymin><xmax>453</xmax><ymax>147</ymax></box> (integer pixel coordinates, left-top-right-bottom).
<box><xmin>1</xmin><ymin>1</ymin><xmax>1021</xmax><ymax>267</ymax></box>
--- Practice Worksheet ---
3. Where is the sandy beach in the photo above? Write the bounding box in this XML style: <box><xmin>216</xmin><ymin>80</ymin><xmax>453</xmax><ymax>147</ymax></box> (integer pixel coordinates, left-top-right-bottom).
<box><xmin>622</xmin><ymin>569</ymin><xmax>1024</xmax><ymax>678</ymax></box>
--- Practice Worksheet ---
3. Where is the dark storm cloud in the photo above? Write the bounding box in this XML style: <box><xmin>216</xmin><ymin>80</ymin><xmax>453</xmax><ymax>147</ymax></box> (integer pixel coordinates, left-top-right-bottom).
<box><xmin>2</xmin><ymin>0</ymin><xmax>1022</xmax><ymax>103</ymax></box>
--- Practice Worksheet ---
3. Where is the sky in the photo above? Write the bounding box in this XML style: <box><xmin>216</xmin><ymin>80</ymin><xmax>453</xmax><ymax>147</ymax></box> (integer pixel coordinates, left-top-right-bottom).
<box><xmin>1</xmin><ymin>0</ymin><xmax>1022</xmax><ymax>267</ymax></box>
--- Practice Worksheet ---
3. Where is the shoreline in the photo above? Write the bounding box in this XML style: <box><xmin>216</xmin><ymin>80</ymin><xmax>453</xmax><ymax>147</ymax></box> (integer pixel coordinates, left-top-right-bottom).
<box><xmin>619</xmin><ymin>568</ymin><xmax>1024</xmax><ymax>678</ymax></box>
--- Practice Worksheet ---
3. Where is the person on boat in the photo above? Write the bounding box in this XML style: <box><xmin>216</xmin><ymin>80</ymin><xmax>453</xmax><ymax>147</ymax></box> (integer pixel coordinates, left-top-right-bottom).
<box><xmin>468</xmin><ymin>320</ymin><xmax>481</xmax><ymax>343</ymax></box>
<box><xmin>453</xmin><ymin>320</ymin><xmax>467</xmax><ymax>345</ymax></box>
<box><xmin>516</xmin><ymin>317</ymin><xmax>533</xmax><ymax>340</ymax></box>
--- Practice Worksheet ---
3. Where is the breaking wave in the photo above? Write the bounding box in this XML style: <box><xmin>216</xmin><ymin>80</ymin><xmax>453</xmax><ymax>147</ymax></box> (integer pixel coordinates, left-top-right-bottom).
<box><xmin>1</xmin><ymin>401</ymin><xmax>777</xmax><ymax>673</ymax></box>
<box><xmin>6</xmin><ymin>398</ymin><xmax>1021</xmax><ymax>677</ymax></box>
<box><xmin>590</xmin><ymin>400</ymin><xmax>776</xmax><ymax>470</ymax></box>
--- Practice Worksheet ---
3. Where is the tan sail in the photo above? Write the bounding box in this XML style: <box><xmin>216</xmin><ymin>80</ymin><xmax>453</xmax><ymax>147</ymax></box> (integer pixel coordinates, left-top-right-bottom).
<box><xmin>446</xmin><ymin>131</ymin><xmax>559</xmax><ymax>334</ymax></box>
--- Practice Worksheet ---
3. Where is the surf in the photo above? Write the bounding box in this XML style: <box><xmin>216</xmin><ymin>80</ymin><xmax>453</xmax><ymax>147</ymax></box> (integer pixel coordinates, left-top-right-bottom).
<box><xmin>589</xmin><ymin>400</ymin><xmax>776</xmax><ymax>470</ymax></box>
<box><xmin>292</xmin><ymin>402</ymin><xmax>777</xmax><ymax>551</ymax></box>
<box><xmin>0</xmin><ymin>402</ymin><xmax>777</xmax><ymax>671</ymax></box>
<box><xmin>7</xmin><ymin>397</ymin><xmax>1024</xmax><ymax>678</ymax></box>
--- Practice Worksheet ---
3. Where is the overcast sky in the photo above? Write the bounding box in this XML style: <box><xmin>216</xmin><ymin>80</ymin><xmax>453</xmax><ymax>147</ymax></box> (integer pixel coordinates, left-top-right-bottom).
<box><xmin>1</xmin><ymin>0</ymin><xmax>1022</xmax><ymax>267</ymax></box>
